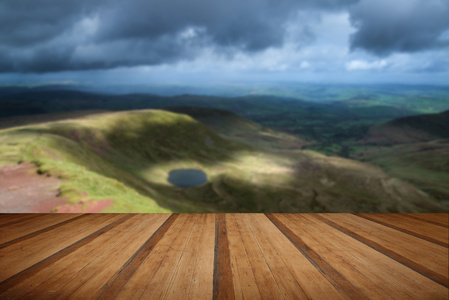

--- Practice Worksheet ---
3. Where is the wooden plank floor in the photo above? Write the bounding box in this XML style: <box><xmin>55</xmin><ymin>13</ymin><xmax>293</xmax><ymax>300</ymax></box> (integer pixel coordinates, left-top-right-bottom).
<box><xmin>0</xmin><ymin>213</ymin><xmax>447</xmax><ymax>299</ymax></box>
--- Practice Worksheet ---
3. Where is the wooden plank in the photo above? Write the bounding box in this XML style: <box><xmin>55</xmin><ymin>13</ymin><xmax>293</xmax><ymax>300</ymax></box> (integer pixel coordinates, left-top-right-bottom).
<box><xmin>0</xmin><ymin>214</ymin><xmax>143</xmax><ymax>299</ymax></box>
<box><xmin>138</xmin><ymin>214</ymin><xmax>199</xmax><ymax>299</ymax></box>
<box><xmin>0</xmin><ymin>214</ymin><xmax>83</xmax><ymax>248</ymax></box>
<box><xmin>0</xmin><ymin>214</ymin><xmax>25</xmax><ymax>226</ymax></box>
<box><xmin>0</xmin><ymin>214</ymin><xmax>127</xmax><ymax>292</ymax></box>
<box><xmin>0</xmin><ymin>213</ymin><xmax>447</xmax><ymax>299</ymax></box>
<box><xmin>164</xmin><ymin>214</ymin><xmax>215</xmax><ymax>300</ymax></box>
<box><xmin>226</xmin><ymin>214</ymin><xmax>262</xmax><ymax>300</ymax></box>
<box><xmin>356</xmin><ymin>213</ymin><xmax>448</xmax><ymax>247</ymax></box>
<box><xmin>188</xmin><ymin>214</ymin><xmax>215</xmax><ymax>300</ymax></box>
<box><xmin>237</xmin><ymin>214</ymin><xmax>286</xmax><ymax>300</ymax></box>
<box><xmin>266</xmin><ymin>213</ymin><xmax>368</xmax><ymax>300</ymax></box>
<box><xmin>213</xmin><ymin>214</ymin><xmax>235</xmax><ymax>300</ymax></box>
<box><xmin>21</xmin><ymin>214</ymin><xmax>163</xmax><ymax>299</ymax></box>
<box><xmin>404</xmin><ymin>213</ymin><xmax>449</xmax><ymax>227</ymax></box>
<box><xmin>0</xmin><ymin>214</ymin><xmax>80</xmax><ymax>242</ymax></box>
<box><xmin>239</xmin><ymin>214</ymin><xmax>307</xmax><ymax>299</ymax></box>
<box><xmin>0</xmin><ymin>214</ymin><xmax>121</xmax><ymax>282</ymax></box>
<box><xmin>248</xmin><ymin>214</ymin><xmax>347</xmax><ymax>300</ymax></box>
<box><xmin>276</xmin><ymin>214</ymin><xmax>449</xmax><ymax>299</ymax></box>
<box><xmin>94</xmin><ymin>213</ymin><xmax>176</xmax><ymax>299</ymax></box>
<box><xmin>40</xmin><ymin>214</ymin><xmax>172</xmax><ymax>300</ymax></box>
<box><xmin>315</xmin><ymin>213</ymin><xmax>448</xmax><ymax>287</ymax></box>
<box><xmin>115</xmin><ymin>214</ymin><xmax>194</xmax><ymax>299</ymax></box>
<box><xmin>0</xmin><ymin>214</ymin><xmax>45</xmax><ymax>227</ymax></box>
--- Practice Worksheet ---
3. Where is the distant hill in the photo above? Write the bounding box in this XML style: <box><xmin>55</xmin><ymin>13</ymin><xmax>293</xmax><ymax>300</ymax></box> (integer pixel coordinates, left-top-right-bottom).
<box><xmin>0</xmin><ymin>89</ymin><xmax>424</xmax><ymax>144</ymax></box>
<box><xmin>355</xmin><ymin>110</ymin><xmax>449</xmax><ymax>207</ymax></box>
<box><xmin>365</xmin><ymin>110</ymin><xmax>449</xmax><ymax>145</ymax></box>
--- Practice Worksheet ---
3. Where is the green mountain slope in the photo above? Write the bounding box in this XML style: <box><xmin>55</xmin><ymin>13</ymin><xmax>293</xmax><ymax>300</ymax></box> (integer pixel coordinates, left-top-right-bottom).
<box><xmin>358</xmin><ymin>141</ymin><xmax>449</xmax><ymax>206</ymax></box>
<box><xmin>0</xmin><ymin>109</ymin><xmax>446</xmax><ymax>213</ymax></box>
<box><xmin>162</xmin><ymin>106</ymin><xmax>310</xmax><ymax>150</ymax></box>
<box><xmin>354</xmin><ymin>111</ymin><xmax>449</xmax><ymax>207</ymax></box>
<box><xmin>365</xmin><ymin>110</ymin><xmax>449</xmax><ymax>145</ymax></box>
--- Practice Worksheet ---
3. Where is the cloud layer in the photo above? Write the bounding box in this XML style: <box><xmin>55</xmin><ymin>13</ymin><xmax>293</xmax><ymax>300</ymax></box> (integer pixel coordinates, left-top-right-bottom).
<box><xmin>0</xmin><ymin>0</ymin><xmax>448</xmax><ymax>75</ymax></box>
<box><xmin>349</xmin><ymin>0</ymin><xmax>449</xmax><ymax>55</ymax></box>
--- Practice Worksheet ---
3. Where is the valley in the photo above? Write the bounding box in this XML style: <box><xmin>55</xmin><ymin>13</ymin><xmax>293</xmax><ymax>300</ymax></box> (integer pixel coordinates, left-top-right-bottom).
<box><xmin>0</xmin><ymin>85</ymin><xmax>448</xmax><ymax>213</ymax></box>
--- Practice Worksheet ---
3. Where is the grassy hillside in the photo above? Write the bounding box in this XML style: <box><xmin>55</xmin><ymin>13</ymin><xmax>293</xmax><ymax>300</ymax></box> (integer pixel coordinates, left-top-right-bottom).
<box><xmin>354</xmin><ymin>141</ymin><xmax>449</xmax><ymax>209</ymax></box>
<box><xmin>351</xmin><ymin>110</ymin><xmax>449</xmax><ymax>208</ymax></box>
<box><xmin>0</xmin><ymin>109</ymin><xmax>446</xmax><ymax>213</ymax></box>
<box><xmin>162</xmin><ymin>106</ymin><xmax>310</xmax><ymax>151</ymax></box>
<box><xmin>0</xmin><ymin>109</ymin><xmax>249</xmax><ymax>212</ymax></box>
<box><xmin>365</xmin><ymin>110</ymin><xmax>449</xmax><ymax>145</ymax></box>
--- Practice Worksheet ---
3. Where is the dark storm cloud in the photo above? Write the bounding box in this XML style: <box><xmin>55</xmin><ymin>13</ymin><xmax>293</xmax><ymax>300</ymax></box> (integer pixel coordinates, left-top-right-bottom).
<box><xmin>0</xmin><ymin>0</ymin><xmax>102</xmax><ymax>47</ymax></box>
<box><xmin>96</xmin><ymin>0</ymin><xmax>358</xmax><ymax>51</ymax></box>
<box><xmin>349</xmin><ymin>0</ymin><xmax>449</xmax><ymax>56</ymax></box>
<box><xmin>0</xmin><ymin>0</ymin><xmax>358</xmax><ymax>72</ymax></box>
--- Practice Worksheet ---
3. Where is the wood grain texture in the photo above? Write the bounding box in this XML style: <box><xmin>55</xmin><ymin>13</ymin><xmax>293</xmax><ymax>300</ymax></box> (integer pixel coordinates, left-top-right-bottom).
<box><xmin>315</xmin><ymin>213</ymin><xmax>448</xmax><ymax>287</ymax></box>
<box><xmin>0</xmin><ymin>214</ymin><xmax>146</xmax><ymax>299</ymax></box>
<box><xmin>164</xmin><ymin>214</ymin><xmax>215</xmax><ymax>300</ymax></box>
<box><xmin>356</xmin><ymin>213</ymin><xmax>449</xmax><ymax>247</ymax></box>
<box><xmin>97</xmin><ymin>213</ymin><xmax>175</xmax><ymax>299</ymax></box>
<box><xmin>266</xmin><ymin>213</ymin><xmax>368</xmax><ymax>300</ymax></box>
<box><xmin>275</xmin><ymin>214</ymin><xmax>449</xmax><ymax>299</ymax></box>
<box><xmin>0</xmin><ymin>214</ymin><xmax>45</xmax><ymax>227</ymax></box>
<box><xmin>0</xmin><ymin>213</ymin><xmax>447</xmax><ymax>300</ymax></box>
<box><xmin>404</xmin><ymin>213</ymin><xmax>449</xmax><ymax>227</ymax></box>
<box><xmin>213</xmin><ymin>214</ymin><xmax>235</xmax><ymax>300</ymax></box>
<box><xmin>112</xmin><ymin>213</ymin><xmax>191</xmax><ymax>299</ymax></box>
<box><xmin>0</xmin><ymin>214</ymin><xmax>83</xmax><ymax>249</ymax></box>
<box><xmin>0</xmin><ymin>214</ymin><xmax>127</xmax><ymax>292</ymax></box>
<box><xmin>62</xmin><ymin>214</ymin><xmax>171</xmax><ymax>300</ymax></box>
<box><xmin>188</xmin><ymin>214</ymin><xmax>216</xmax><ymax>300</ymax></box>
<box><xmin>226</xmin><ymin>214</ymin><xmax>262</xmax><ymax>299</ymax></box>
<box><xmin>248</xmin><ymin>214</ymin><xmax>347</xmax><ymax>300</ymax></box>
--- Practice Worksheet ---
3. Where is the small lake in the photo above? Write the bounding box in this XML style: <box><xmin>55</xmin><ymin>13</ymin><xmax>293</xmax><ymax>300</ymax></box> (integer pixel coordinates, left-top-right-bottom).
<box><xmin>167</xmin><ymin>169</ymin><xmax>208</xmax><ymax>188</ymax></box>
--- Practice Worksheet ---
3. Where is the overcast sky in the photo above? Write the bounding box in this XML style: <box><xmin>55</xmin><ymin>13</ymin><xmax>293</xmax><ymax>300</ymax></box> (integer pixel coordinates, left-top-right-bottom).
<box><xmin>1</xmin><ymin>0</ymin><xmax>448</xmax><ymax>86</ymax></box>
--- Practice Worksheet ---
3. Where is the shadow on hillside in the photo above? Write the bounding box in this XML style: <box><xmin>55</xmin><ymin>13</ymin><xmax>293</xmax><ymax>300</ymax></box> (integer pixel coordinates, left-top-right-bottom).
<box><xmin>101</xmin><ymin>111</ymin><xmax>257</xmax><ymax>167</ymax></box>
<box><xmin>129</xmin><ymin>158</ymin><xmax>448</xmax><ymax>213</ymax></box>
